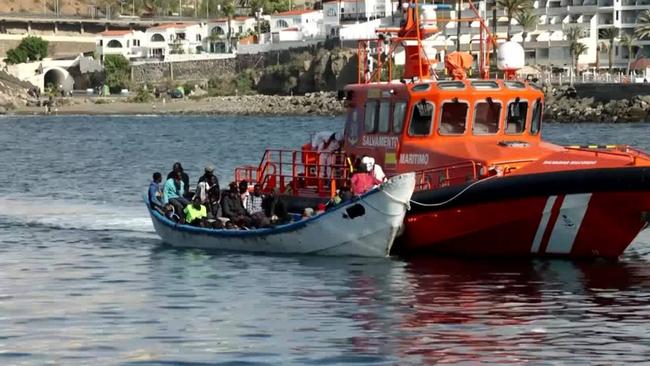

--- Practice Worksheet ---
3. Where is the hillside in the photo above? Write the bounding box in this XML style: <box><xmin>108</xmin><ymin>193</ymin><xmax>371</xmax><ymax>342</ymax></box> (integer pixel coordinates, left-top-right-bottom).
<box><xmin>0</xmin><ymin>0</ymin><xmax>308</xmax><ymax>17</ymax></box>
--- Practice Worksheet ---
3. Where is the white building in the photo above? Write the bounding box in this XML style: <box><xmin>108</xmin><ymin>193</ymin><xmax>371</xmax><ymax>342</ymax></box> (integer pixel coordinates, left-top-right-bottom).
<box><xmin>96</xmin><ymin>30</ymin><xmax>146</xmax><ymax>61</ymax></box>
<box><xmin>270</xmin><ymin>9</ymin><xmax>324</xmax><ymax>42</ymax></box>
<box><xmin>146</xmin><ymin>22</ymin><xmax>208</xmax><ymax>56</ymax></box>
<box><xmin>443</xmin><ymin>0</ymin><xmax>650</xmax><ymax>71</ymax></box>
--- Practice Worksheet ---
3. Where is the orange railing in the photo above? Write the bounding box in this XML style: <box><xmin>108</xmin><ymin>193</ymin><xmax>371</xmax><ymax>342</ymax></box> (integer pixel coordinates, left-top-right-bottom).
<box><xmin>234</xmin><ymin>149</ymin><xmax>351</xmax><ymax>197</ymax></box>
<box><xmin>413</xmin><ymin>160</ymin><xmax>482</xmax><ymax>191</ymax></box>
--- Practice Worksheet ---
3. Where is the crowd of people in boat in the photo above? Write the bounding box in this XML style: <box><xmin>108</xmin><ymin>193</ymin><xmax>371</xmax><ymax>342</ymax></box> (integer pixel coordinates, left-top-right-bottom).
<box><xmin>148</xmin><ymin>152</ymin><xmax>387</xmax><ymax>230</ymax></box>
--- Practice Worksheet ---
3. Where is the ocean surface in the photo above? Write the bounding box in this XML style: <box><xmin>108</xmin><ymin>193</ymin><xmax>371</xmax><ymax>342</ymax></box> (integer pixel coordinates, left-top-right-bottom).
<box><xmin>0</xmin><ymin>115</ymin><xmax>649</xmax><ymax>365</ymax></box>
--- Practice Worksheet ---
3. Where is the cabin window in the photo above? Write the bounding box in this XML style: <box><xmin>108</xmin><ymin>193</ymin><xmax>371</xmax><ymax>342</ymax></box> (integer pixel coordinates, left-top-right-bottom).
<box><xmin>471</xmin><ymin>80</ymin><xmax>500</xmax><ymax>90</ymax></box>
<box><xmin>393</xmin><ymin>101</ymin><xmax>407</xmax><ymax>133</ymax></box>
<box><xmin>506</xmin><ymin>99</ymin><xmax>528</xmax><ymax>134</ymax></box>
<box><xmin>531</xmin><ymin>98</ymin><xmax>543</xmax><ymax>135</ymax></box>
<box><xmin>439</xmin><ymin>101</ymin><xmax>468</xmax><ymax>135</ymax></box>
<box><xmin>377</xmin><ymin>101</ymin><xmax>391</xmax><ymax>133</ymax></box>
<box><xmin>364</xmin><ymin>100</ymin><xmax>378</xmax><ymax>133</ymax></box>
<box><xmin>473</xmin><ymin>100</ymin><xmax>501</xmax><ymax>135</ymax></box>
<box><xmin>408</xmin><ymin>100</ymin><xmax>434</xmax><ymax>136</ymax></box>
<box><xmin>437</xmin><ymin>81</ymin><xmax>466</xmax><ymax>90</ymax></box>
<box><xmin>346</xmin><ymin>108</ymin><xmax>359</xmax><ymax>143</ymax></box>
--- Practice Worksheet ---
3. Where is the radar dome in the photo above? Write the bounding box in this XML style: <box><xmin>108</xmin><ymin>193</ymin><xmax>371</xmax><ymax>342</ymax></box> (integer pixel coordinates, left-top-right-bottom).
<box><xmin>497</xmin><ymin>41</ymin><xmax>525</xmax><ymax>71</ymax></box>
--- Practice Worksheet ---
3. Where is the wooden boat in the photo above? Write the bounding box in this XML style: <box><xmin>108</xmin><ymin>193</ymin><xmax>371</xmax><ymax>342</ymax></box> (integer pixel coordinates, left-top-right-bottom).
<box><xmin>233</xmin><ymin>0</ymin><xmax>650</xmax><ymax>258</ymax></box>
<box><xmin>146</xmin><ymin>172</ymin><xmax>415</xmax><ymax>257</ymax></box>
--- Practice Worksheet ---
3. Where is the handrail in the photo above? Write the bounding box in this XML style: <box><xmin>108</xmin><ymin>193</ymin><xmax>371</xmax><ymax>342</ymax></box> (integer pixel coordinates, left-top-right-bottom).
<box><xmin>412</xmin><ymin>160</ymin><xmax>482</xmax><ymax>191</ymax></box>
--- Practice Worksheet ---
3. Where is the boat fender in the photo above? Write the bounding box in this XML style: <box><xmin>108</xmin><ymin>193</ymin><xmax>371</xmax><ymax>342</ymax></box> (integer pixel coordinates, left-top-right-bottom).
<box><xmin>343</xmin><ymin>203</ymin><xmax>366</xmax><ymax>219</ymax></box>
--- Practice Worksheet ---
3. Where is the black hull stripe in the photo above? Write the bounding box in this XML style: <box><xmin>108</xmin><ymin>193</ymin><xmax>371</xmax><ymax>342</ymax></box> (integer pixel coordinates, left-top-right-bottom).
<box><xmin>409</xmin><ymin>167</ymin><xmax>650</xmax><ymax>213</ymax></box>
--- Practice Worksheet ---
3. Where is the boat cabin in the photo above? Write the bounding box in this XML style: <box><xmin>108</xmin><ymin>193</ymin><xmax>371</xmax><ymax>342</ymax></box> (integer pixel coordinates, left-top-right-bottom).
<box><xmin>341</xmin><ymin>79</ymin><xmax>546</xmax><ymax>187</ymax></box>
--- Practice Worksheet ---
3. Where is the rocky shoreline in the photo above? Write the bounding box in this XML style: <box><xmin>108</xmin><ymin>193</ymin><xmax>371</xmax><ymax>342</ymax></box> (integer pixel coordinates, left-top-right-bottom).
<box><xmin>4</xmin><ymin>85</ymin><xmax>650</xmax><ymax>122</ymax></box>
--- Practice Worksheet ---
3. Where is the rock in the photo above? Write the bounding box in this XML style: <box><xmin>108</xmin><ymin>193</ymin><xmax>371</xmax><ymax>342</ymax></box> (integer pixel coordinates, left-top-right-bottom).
<box><xmin>0</xmin><ymin>106</ymin><xmax>6</xmax><ymax>114</ymax></box>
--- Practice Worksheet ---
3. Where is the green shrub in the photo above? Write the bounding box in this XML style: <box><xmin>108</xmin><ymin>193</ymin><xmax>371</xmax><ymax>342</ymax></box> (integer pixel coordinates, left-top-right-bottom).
<box><xmin>104</xmin><ymin>54</ymin><xmax>130</xmax><ymax>94</ymax></box>
<box><xmin>129</xmin><ymin>85</ymin><xmax>154</xmax><ymax>103</ymax></box>
<box><xmin>3</xmin><ymin>36</ymin><xmax>48</xmax><ymax>64</ymax></box>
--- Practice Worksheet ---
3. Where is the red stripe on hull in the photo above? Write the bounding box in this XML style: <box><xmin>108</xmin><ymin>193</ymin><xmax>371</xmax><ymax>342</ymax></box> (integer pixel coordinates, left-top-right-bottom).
<box><xmin>399</xmin><ymin>192</ymin><xmax>650</xmax><ymax>258</ymax></box>
<box><xmin>537</xmin><ymin>195</ymin><xmax>565</xmax><ymax>255</ymax></box>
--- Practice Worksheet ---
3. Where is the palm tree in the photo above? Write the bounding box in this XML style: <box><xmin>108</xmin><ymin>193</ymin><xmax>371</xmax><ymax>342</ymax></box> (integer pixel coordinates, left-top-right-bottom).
<box><xmin>634</xmin><ymin>9</ymin><xmax>650</xmax><ymax>39</ymax></box>
<box><xmin>596</xmin><ymin>41</ymin><xmax>608</xmax><ymax>71</ymax></box>
<box><xmin>572</xmin><ymin>42</ymin><xmax>588</xmax><ymax>79</ymax></box>
<box><xmin>600</xmin><ymin>27</ymin><xmax>619</xmax><ymax>74</ymax></box>
<box><xmin>565</xmin><ymin>25</ymin><xmax>584</xmax><ymax>83</ymax></box>
<box><xmin>515</xmin><ymin>11</ymin><xmax>538</xmax><ymax>52</ymax></box>
<box><xmin>220</xmin><ymin>0</ymin><xmax>235</xmax><ymax>52</ymax></box>
<box><xmin>619</xmin><ymin>34</ymin><xmax>637</xmax><ymax>76</ymax></box>
<box><xmin>497</xmin><ymin>0</ymin><xmax>533</xmax><ymax>40</ymax></box>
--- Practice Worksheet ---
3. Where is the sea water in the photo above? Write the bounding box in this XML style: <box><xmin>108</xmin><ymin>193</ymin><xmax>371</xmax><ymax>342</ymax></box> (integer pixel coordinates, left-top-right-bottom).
<box><xmin>0</xmin><ymin>115</ymin><xmax>648</xmax><ymax>365</ymax></box>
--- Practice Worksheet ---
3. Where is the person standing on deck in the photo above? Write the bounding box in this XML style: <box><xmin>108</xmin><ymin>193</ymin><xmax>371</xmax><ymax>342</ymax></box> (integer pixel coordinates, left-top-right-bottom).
<box><xmin>311</xmin><ymin>131</ymin><xmax>342</xmax><ymax>177</ymax></box>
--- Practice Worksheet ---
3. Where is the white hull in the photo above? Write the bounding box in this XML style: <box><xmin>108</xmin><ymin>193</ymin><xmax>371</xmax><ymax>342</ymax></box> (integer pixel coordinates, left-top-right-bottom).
<box><xmin>148</xmin><ymin>173</ymin><xmax>415</xmax><ymax>257</ymax></box>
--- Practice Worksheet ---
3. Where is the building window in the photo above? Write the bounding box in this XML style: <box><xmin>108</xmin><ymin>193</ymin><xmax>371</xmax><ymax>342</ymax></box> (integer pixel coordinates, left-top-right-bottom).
<box><xmin>327</xmin><ymin>8</ymin><xmax>337</xmax><ymax>16</ymax></box>
<box><xmin>439</xmin><ymin>101</ymin><xmax>468</xmax><ymax>135</ymax></box>
<box><xmin>238</xmin><ymin>26</ymin><xmax>243</xmax><ymax>33</ymax></box>
<box><xmin>276</xmin><ymin>19</ymin><xmax>290</xmax><ymax>28</ymax></box>
<box><xmin>98</xmin><ymin>39</ymin><xmax>103</xmax><ymax>46</ymax></box>
<box><xmin>408</xmin><ymin>100</ymin><xmax>434</xmax><ymax>136</ymax></box>
<box><xmin>176</xmin><ymin>32</ymin><xmax>186</xmax><ymax>40</ymax></box>
<box><xmin>151</xmin><ymin>33</ymin><xmax>165</xmax><ymax>42</ymax></box>
<box><xmin>616</xmin><ymin>11</ymin><xmax>619</xmax><ymax>21</ymax></box>
<box><xmin>196</xmin><ymin>34</ymin><xmax>202</xmax><ymax>41</ymax></box>
<box><xmin>211</xmin><ymin>27</ymin><xmax>225</xmax><ymax>36</ymax></box>
<box><xmin>106</xmin><ymin>40</ymin><xmax>123</xmax><ymax>48</ymax></box>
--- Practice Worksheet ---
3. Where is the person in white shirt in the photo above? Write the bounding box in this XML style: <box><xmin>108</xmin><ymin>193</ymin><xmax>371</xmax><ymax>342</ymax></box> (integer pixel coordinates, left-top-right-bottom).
<box><xmin>362</xmin><ymin>156</ymin><xmax>387</xmax><ymax>183</ymax></box>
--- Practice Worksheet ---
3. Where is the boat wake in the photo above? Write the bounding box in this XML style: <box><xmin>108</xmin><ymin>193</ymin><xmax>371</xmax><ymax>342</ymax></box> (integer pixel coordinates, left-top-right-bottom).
<box><xmin>0</xmin><ymin>197</ymin><xmax>154</xmax><ymax>234</ymax></box>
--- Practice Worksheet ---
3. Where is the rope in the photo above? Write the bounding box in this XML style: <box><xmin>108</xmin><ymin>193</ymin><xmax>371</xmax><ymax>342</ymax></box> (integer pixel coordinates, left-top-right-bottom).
<box><xmin>408</xmin><ymin>175</ymin><xmax>498</xmax><ymax>207</ymax></box>
<box><xmin>358</xmin><ymin>186</ymin><xmax>411</xmax><ymax>217</ymax></box>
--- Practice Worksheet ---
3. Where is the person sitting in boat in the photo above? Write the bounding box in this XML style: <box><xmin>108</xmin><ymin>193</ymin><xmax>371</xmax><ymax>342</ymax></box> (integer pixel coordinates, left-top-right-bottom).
<box><xmin>166</xmin><ymin>162</ymin><xmax>191</xmax><ymax>198</ymax></box>
<box><xmin>326</xmin><ymin>185</ymin><xmax>353</xmax><ymax>210</ymax></box>
<box><xmin>221</xmin><ymin>182</ymin><xmax>252</xmax><ymax>228</ymax></box>
<box><xmin>262</xmin><ymin>189</ymin><xmax>291</xmax><ymax>225</ymax></box>
<box><xmin>204</xmin><ymin>175</ymin><xmax>222</xmax><ymax>219</ymax></box>
<box><xmin>194</xmin><ymin>167</ymin><xmax>218</xmax><ymax>204</ymax></box>
<box><xmin>148</xmin><ymin>172</ymin><xmax>164</xmax><ymax>211</ymax></box>
<box><xmin>246</xmin><ymin>183</ymin><xmax>264</xmax><ymax>215</ymax></box>
<box><xmin>239</xmin><ymin>180</ymin><xmax>251</xmax><ymax>212</ymax></box>
<box><xmin>183</xmin><ymin>196</ymin><xmax>208</xmax><ymax>227</ymax></box>
<box><xmin>163</xmin><ymin>170</ymin><xmax>189</xmax><ymax>221</ymax></box>
<box><xmin>362</xmin><ymin>156</ymin><xmax>387</xmax><ymax>183</ymax></box>
<box><xmin>350</xmin><ymin>157</ymin><xmax>382</xmax><ymax>195</ymax></box>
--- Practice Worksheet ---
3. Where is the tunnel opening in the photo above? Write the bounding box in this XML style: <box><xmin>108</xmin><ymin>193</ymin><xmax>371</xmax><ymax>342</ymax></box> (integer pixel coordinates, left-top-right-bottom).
<box><xmin>44</xmin><ymin>68</ymin><xmax>66</xmax><ymax>91</ymax></box>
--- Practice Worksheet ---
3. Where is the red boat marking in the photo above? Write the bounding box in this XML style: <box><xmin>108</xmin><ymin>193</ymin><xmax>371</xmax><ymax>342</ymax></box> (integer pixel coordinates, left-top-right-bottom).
<box><xmin>537</xmin><ymin>195</ymin><xmax>565</xmax><ymax>254</ymax></box>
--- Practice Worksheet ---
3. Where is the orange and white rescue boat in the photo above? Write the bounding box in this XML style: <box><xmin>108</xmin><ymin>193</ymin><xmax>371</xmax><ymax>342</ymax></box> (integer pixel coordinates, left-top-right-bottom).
<box><xmin>235</xmin><ymin>0</ymin><xmax>650</xmax><ymax>258</ymax></box>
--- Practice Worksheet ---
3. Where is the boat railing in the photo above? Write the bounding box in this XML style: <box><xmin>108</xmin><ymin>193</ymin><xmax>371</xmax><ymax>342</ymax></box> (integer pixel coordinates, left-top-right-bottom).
<box><xmin>234</xmin><ymin>149</ymin><xmax>351</xmax><ymax>197</ymax></box>
<box><xmin>564</xmin><ymin>144</ymin><xmax>650</xmax><ymax>165</ymax></box>
<box><xmin>412</xmin><ymin>160</ymin><xmax>482</xmax><ymax>191</ymax></box>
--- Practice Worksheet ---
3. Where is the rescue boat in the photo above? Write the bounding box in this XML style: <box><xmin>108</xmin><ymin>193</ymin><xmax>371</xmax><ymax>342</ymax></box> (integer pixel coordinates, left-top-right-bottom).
<box><xmin>235</xmin><ymin>0</ymin><xmax>650</xmax><ymax>258</ymax></box>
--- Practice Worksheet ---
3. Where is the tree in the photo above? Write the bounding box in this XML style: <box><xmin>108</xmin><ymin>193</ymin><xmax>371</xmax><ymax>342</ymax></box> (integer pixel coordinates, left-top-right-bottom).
<box><xmin>565</xmin><ymin>25</ymin><xmax>584</xmax><ymax>84</ymax></box>
<box><xmin>103</xmin><ymin>54</ymin><xmax>130</xmax><ymax>93</ymax></box>
<box><xmin>572</xmin><ymin>42</ymin><xmax>588</xmax><ymax>77</ymax></box>
<box><xmin>221</xmin><ymin>0</ymin><xmax>236</xmax><ymax>52</ymax></box>
<box><xmin>619</xmin><ymin>34</ymin><xmax>636</xmax><ymax>76</ymax></box>
<box><xmin>3</xmin><ymin>35</ymin><xmax>48</xmax><ymax>64</ymax></box>
<box><xmin>600</xmin><ymin>27</ymin><xmax>619</xmax><ymax>74</ymax></box>
<box><xmin>497</xmin><ymin>0</ymin><xmax>533</xmax><ymax>40</ymax></box>
<box><xmin>4</xmin><ymin>48</ymin><xmax>28</xmax><ymax>65</ymax></box>
<box><xmin>634</xmin><ymin>9</ymin><xmax>650</xmax><ymax>40</ymax></box>
<box><xmin>514</xmin><ymin>11</ymin><xmax>538</xmax><ymax>52</ymax></box>
<box><xmin>596</xmin><ymin>41</ymin><xmax>608</xmax><ymax>71</ymax></box>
